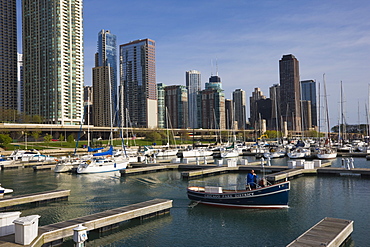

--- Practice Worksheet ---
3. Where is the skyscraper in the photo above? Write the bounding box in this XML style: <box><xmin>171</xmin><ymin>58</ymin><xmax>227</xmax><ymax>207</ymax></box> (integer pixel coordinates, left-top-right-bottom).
<box><xmin>186</xmin><ymin>70</ymin><xmax>201</xmax><ymax>129</ymax></box>
<box><xmin>279</xmin><ymin>54</ymin><xmax>301</xmax><ymax>131</ymax></box>
<box><xmin>120</xmin><ymin>39</ymin><xmax>157</xmax><ymax>128</ymax></box>
<box><xmin>249</xmin><ymin>88</ymin><xmax>266</xmax><ymax>129</ymax></box>
<box><xmin>0</xmin><ymin>0</ymin><xmax>17</xmax><ymax>120</ymax></box>
<box><xmin>93</xmin><ymin>30</ymin><xmax>117</xmax><ymax>127</ymax></box>
<box><xmin>301</xmin><ymin>80</ymin><xmax>317</xmax><ymax>128</ymax></box>
<box><xmin>269</xmin><ymin>84</ymin><xmax>280</xmax><ymax>130</ymax></box>
<box><xmin>17</xmin><ymin>53</ymin><xmax>24</xmax><ymax>113</ymax></box>
<box><xmin>199</xmin><ymin>75</ymin><xmax>225</xmax><ymax>129</ymax></box>
<box><xmin>233</xmin><ymin>89</ymin><xmax>246</xmax><ymax>129</ymax></box>
<box><xmin>157</xmin><ymin>83</ymin><xmax>166</xmax><ymax>128</ymax></box>
<box><xmin>165</xmin><ymin>85</ymin><xmax>188</xmax><ymax>129</ymax></box>
<box><xmin>23</xmin><ymin>0</ymin><xmax>84</xmax><ymax>125</ymax></box>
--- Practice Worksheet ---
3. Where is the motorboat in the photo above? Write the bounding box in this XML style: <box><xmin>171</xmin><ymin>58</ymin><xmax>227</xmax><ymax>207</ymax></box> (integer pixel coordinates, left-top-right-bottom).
<box><xmin>187</xmin><ymin>181</ymin><xmax>290</xmax><ymax>209</ymax></box>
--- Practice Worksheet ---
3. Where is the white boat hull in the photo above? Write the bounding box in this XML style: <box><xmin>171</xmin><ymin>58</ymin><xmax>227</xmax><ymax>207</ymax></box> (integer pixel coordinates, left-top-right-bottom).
<box><xmin>182</xmin><ymin>150</ymin><xmax>213</xmax><ymax>158</ymax></box>
<box><xmin>77</xmin><ymin>156</ymin><xmax>129</xmax><ymax>174</ymax></box>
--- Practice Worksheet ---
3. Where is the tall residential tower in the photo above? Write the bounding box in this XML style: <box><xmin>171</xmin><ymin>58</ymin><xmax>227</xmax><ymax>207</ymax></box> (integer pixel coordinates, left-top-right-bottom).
<box><xmin>186</xmin><ymin>70</ymin><xmax>201</xmax><ymax>129</ymax></box>
<box><xmin>22</xmin><ymin>0</ymin><xmax>84</xmax><ymax>124</ymax></box>
<box><xmin>120</xmin><ymin>39</ymin><xmax>157</xmax><ymax>128</ymax></box>
<box><xmin>93</xmin><ymin>30</ymin><xmax>117</xmax><ymax>127</ymax></box>
<box><xmin>0</xmin><ymin>0</ymin><xmax>17</xmax><ymax>120</ymax></box>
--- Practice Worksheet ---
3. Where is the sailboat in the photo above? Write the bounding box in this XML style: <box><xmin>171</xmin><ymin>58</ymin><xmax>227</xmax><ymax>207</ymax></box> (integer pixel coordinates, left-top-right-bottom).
<box><xmin>155</xmin><ymin>107</ymin><xmax>178</xmax><ymax>157</ymax></box>
<box><xmin>77</xmin><ymin>65</ymin><xmax>129</xmax><ymax>173</ymax></box>
<box><xmin>316</xmin><ymin>74</ymin><xmax>337</xmax><ymax>160</ymax></box>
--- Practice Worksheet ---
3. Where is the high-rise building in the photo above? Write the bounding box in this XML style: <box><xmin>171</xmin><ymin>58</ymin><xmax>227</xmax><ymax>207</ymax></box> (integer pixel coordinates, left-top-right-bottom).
<box><xmin>17</xmin><ymin>53</ymin><xmax>24</xmax><ymax>113</ymax></box>
<box><xmin>23</xmin><ymin>0</ymin><xmax>84</xmax><ymax>125</ymax></box>
<box><xmin>279</xmin><ymin>54</ymin><xmax>301</xmax><ymax>131</ymax></box>
<box><xmin>157</xmin><ymin>83</ymin><xmax>166</xmax><ymax>128</ymax></box>
<box><xmin>269</xmin><ymin>84</ymin><xmax>280</xmax><ymax>130</ymax></box>
<box><xmin>233</xmin><ymin>89</ymin><xmax>246</xmax><ymax>129</ymax></box>
<box><xmin>249</xmin><ymin>88</ymin><xmax>266</xmax><ymax>129</ymax></box>
<box><xmin>97</xmin><ymin>30</ymin><xmax>118</xmax><ymax>123</ymax></box>
<box><xmin>225</xmin><ymin>99</ymin><xmax>233</xmax><ymax>129</ymax></box>
<box><xmin>92</xmin><ymin>67</ymin><xmax>113</xmax><ymax>126</ymax></box>
<box><xmin>165</xmin><ymin>85</ymin><xmax>188</xmax><ymax>129</ymax></box>
<box><xmin>0</xmin><ymin>0</ymin><xmax>17</xmax><ymax>120</ymax></box>
<box><xmin>301</xmin><ymin>100</ymin><xmax>312</xmax><ymax>131</ymax></box>
<box><xmin>199</xmin><ymin>75</ymin><xmax>225</xmax><ymax>129</ymax></box>
<box><xmin>186</xmin><ymin>70</ymin><xmax>201</xmax><ymax>129</ymax></box>
<box><xmin>83</xmin><ymin>86</ymin><xmax>93</xmax><ymax>125</ymax></box>
<box><xmin>301</xmin><ymin>80</ymin><xmax>317</xmax><ymax>128</ymax></box>
<box><xmin>120</xmin><ymin>39</ymin><xmax>157</xmax><ymax>128</ymax></box>
<box><xmin>93</xmin><ymin>30</ymin><xmax>117</xmax><ymax>127</ymax></box>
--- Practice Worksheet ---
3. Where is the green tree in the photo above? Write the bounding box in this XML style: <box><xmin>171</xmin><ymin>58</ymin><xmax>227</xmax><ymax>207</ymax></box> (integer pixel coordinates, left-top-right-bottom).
<box><xmin>31</xmin><ymin>131</ymin><xmax>42</xmax><ymax>141</ymax></box>
<box><xmin>67</xmin><ymin>134</ymin><xmax>75</xmax><ymax>144</ymax></box>
<box><xmin>0</xmin><ymin>134</ymin><xmax>12</xmax><ymax>148</ymax></box>
<box><xmin>44</xmin><ymin>133</ymin><xmax>52</xmax><ymax>143</ymax></box>
<box><xmin>59</xmin><ymin>133</ymin><xmax>65</xmax><ymax>142</ymax></box>
<box><xmin>146</xmin><ymin>131</ymin><xmax>161</xmax><ymax>143</ymax></box>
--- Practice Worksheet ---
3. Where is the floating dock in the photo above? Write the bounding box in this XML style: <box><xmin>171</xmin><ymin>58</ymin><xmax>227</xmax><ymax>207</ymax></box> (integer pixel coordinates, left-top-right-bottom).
<box><xmin>121</xmin><ymin>164</ymin><xmax>179</xmax><ymax>175</ymax></box>
<box><xmin>287</xmin><ymin>217</ymin><xmax>353</xmax><ymax>247</ymax></box>
<box><xmin>0</xmin><ymin>190</ymin><xmax>70</xmax><ymax>210</ymax></box>
<box><xmin>0</xmin><ymin>198</ymin><xmax>172</xmax><ymax>246</ymax></box>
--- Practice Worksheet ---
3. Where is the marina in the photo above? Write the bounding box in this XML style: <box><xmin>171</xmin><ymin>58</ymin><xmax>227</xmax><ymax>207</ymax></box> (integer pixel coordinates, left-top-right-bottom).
<box><xmin>0</xmin><ymin>156</ymin><xmax>369</xmax><ymax>246</ymax></box>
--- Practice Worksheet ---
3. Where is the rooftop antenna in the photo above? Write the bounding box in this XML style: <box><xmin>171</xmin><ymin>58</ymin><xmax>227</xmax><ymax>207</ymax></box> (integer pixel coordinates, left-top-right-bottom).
<box><xmin>216</xmin><ymin>57</ymin><xmax>219</xmax><ymax>76</ymax></box>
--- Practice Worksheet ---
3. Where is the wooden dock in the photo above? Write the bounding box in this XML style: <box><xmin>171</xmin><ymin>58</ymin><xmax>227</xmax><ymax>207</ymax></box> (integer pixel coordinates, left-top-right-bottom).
<box><xmin>121</xmin><ymin>164</ymin><xmax>179</xmax><ymax>175</ymax></box>
<box><xmin>0</xmin><ymin>198</ymin><xmax>172</xmax><ymax>247</ymax></box>
<box><xmin>317</xmin><ymin>167</ymin><xmax>370</xmax><ymax>177</ymax></box>
<box><xmin>287</xmin><ymin>217</ymin><xmax>353</xmax><ymax>247</ymax></box>
<box><xmin>0</xmin><ymin>190</ymin><xmax>70</xmax><ymax>209</ymax></box>
<box><xmin>1</xmin><ymin>161</ymin><xmax>56</xmax><ymax>170</ymax></box>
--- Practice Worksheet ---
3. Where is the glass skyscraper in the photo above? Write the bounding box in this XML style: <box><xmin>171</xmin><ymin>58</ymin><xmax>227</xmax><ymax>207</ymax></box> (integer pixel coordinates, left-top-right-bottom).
<box><xmin>0</xmin><ymin>0</ymin><xmax>17</xmax><ymax>119</ymax></box>
<box><xmin>22</xmin><ymin>0</ymin><xmax>84</xmax><ymax>125</ymax></box>
<box><xmin>301</xmin><ymin>79</ymin><xmax>317</xmax><ymax>127</ymax></box>
<box><xmin>186</xmin><ymin>70</ymin><xmax>201</xmax><ymax>129</ymax></box>
<box><xmin>93</xmin><ymin>30</ymin><xmax>117</xmax><ymax>127</ymax></box>
<box><xmin>120</xmin><ymin>39</ymin><xmax>157</xmax><ymax>128</ymax></box>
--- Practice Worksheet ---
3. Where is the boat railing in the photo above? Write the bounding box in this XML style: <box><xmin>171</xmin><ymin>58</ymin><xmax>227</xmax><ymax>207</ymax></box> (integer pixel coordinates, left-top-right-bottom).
<box><xmin>188</xmin><ymin>181</ymin><xmax>239</xmax><ymax>192</ymax></box>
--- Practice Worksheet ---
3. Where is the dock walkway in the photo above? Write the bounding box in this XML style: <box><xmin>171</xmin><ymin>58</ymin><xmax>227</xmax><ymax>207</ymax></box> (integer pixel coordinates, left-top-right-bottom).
<box><xmin>287</xmin><ymin>217</ymin><xmax>353</xmax><ymax>246</ymax></box>
<box><xmin>0</xmin><ymin>198</ymin><xmax>173</xmax><ymax>246</ymax></box>
<box><xmin>0</xmin><ymin>190</ymin><xmax>70</xmax><ymax>209</ymax></box>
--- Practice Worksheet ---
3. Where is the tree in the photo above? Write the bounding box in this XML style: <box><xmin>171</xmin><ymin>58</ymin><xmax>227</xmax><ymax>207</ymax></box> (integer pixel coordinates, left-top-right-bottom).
<box><xmin>44</xmin><ymin>133</ymin><xmax>52</xmax><ymax>143</ymax></box>
<box><xmin>146</xmin><ymin>132</ymin><xmax>161</xmax><ymax>143</ymax></box>
<box><xmin>0</xmin><ymin>134</ymin><xmax>12</xmax><ymax>148</ymax></box>
<box><xmin>31</xmin><ymin>131</ymin><xmax>42</xmax><ymax>141</ymax></box>
<box><xmin>59</xmin><ymin>133</ymin><xmax>65</xmax><ymax>142</ymax></box>
<box><xmin>67</xmin><ymin>134</ymin><xmax>75</xmax><ymax>144</ymax></box>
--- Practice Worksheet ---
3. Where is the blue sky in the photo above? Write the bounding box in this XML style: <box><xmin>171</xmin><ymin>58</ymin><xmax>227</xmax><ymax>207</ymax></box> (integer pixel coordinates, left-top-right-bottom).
<box><xmin>18</xmin><ymin>0</ymin><xmax>370</xmax><ymax>127</ymax></box>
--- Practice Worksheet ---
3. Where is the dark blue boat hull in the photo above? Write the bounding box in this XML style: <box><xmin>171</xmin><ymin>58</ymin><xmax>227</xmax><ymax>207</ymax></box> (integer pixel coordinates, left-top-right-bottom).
<box><xmin>187</xmin><ymin>181</ymin><xmax>290</xmax><ymax>208</ymax></box>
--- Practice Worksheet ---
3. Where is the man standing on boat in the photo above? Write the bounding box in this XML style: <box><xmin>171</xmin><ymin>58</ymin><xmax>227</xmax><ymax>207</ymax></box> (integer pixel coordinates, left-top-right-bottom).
<box><xmin>246</xmin><ymin>170</ymin><xmax>257</xmax><ymax>190</ymax></box>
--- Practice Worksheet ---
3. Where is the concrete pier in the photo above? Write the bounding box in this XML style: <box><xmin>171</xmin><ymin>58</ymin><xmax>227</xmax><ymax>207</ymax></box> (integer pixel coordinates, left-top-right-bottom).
<box><xmin>0</xmin><ymin>190</ymin><xmax>70</xmax><ymax>210</ymax></box>
<box><xmin>0</xmin><ymin>198</ymin><xmax>173</xmax><ymax>246</ymax></box>
<box><xmin>287</xmin><ymin>217</ymin><xmax>353</xmax><ymax>246</ymax></box>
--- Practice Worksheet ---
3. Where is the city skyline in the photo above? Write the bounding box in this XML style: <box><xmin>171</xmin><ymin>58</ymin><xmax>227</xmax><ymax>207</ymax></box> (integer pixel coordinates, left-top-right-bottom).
<box><xmin>16</xmin><ymin>0</ymin><xmax>370</xmax><ymax>127</ymax></box>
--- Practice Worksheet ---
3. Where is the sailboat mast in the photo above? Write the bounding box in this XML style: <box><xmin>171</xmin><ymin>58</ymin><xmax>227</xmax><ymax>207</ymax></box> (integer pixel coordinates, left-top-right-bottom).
<box><xmin>323</xmin><ymin>74</ymin><xmax>330</xmax><ymax>143</ymax></box>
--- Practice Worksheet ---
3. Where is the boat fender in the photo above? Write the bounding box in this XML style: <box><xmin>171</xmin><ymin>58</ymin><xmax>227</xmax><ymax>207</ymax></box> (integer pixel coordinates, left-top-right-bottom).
<box><xmin>86</xmin><ymin>160</ymin><xmax>91</xmax><ymax>164</ymax></box>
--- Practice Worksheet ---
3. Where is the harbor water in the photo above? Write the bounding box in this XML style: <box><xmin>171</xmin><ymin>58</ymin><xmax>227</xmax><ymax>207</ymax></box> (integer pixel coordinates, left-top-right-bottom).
<box><xmin>1</xmin><ymin>157</ymin><xmax>369</xmax><ymax>246</ymax></box>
